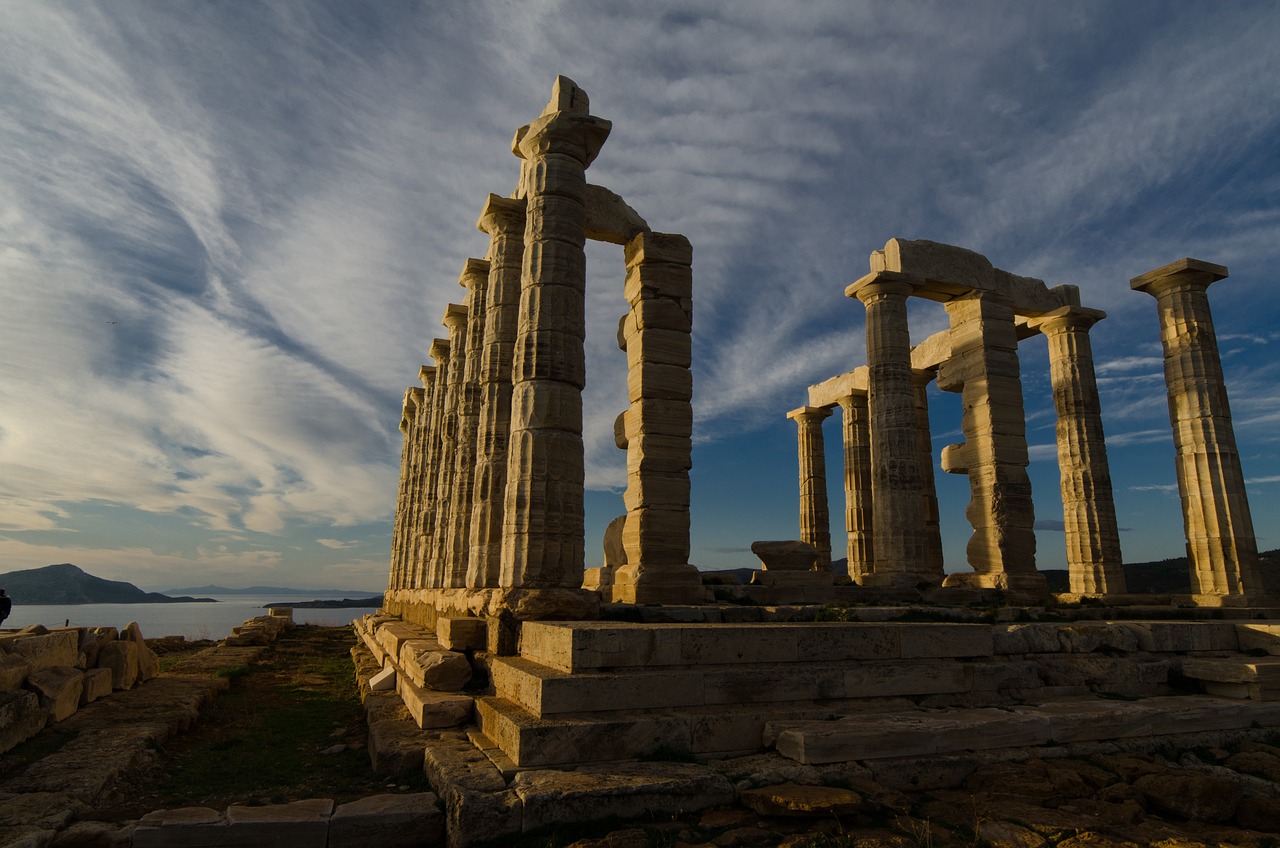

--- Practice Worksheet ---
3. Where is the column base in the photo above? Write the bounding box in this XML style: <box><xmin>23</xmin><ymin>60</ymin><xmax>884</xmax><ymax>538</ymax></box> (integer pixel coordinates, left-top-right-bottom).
<box><xmin>943</xmin><ymin>570</ymin><xmax>1049</xmax><ymax>599</ymax></box>
<box><xmin>612</xmin><ymin>563</ymin><xmax>706</xmax><ymax>605</ymax></box>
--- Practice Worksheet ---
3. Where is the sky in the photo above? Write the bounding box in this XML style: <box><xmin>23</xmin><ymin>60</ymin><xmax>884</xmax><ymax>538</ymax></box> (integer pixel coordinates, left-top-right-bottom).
<box><xmin>1</xmin><ymin>2</ymin><xmax>1279</xmax><ymax>592</ymax></box>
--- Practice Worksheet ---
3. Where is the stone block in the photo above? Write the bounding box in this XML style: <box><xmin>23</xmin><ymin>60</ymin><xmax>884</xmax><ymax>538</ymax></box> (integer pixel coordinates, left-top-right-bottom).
<box><xmin>80</xmin><ymin>627</ymin><xmax>117</xmax><ymax>668</ymax></box>
<box><xmin>1131</xmin><ymin>622</ymin><xmax>1240</xmax><ymax>653</ymax></box>
<box><xmin>622</xmin><ymin>471</ymin><xmax>690</xmax><ymax>512</ymax></box>
<box><xmin>1236</xmin><ymin>624</ymin><xmax>1280</xmax><ymax>655</ymax></box>
<box><xmin>436</xmin><ymin>617</ymin><xmax>486</xmax><ymax>651</ymax></box>
<box><xmin>96</xmin><ymin>640</ymin><xmax>139</xmax><ymax>690</ymax></box>
<box><xmin>400</xmin><ymin>643</ymin><xmax>471</xmax><ymax>692</ymax></box>
<box><xmin>621</xmin><ymin>398</ymin><xmax>692</xmax><ymax>438</ymax></box>
<box><xmin>843</xmin><ymin>660</ymin><xmax>966</xmax><ymax>698</ymax></box>
<box><xmin>25</xmin><ymin>667</ymin><xmax>83</xmax><ymax>722</ymax></box>
<box><xmin>1022</xmin><ymin>700</ymin><xmax>1154</xmax><ymax>743</ymax></box>
<box><xmin>377</xmin><ymin>621</ymin><xmax>428</xmax><ymax>660</ymax></box>
<box><xmin>8</xmin><ymin>631</ymin><xmax>78</xmax><ymax>673</ymax></box>
<box><xmin>628</xmin><ymin>297</ymin><xmax>691</xmax><ymax>333</ymax></box>
<box><xmin>79</xmin><ymin>667</ymin><xmax>113</xmax><ymax>705</ymax></box>
<box><xmin>626</xmin><ymin>361</ymin><xmax>693</xmax><ymax>402</ymax></box>
<box><xmin>0</xmin><ymin>690</ymin><xmax>47</xmax><ymax>754</ymax></box>
<box><xmin>493</xmin><ymin>658</ymin><xmax>702</xmax><ymax>715</ymax></box>
<box><xmin>330</xmin><ymin>793</ymin><xmax>443</xmax><ymax>848</ymax></box>
<box><xmin>624</xmin><ymin>231</ymin><xmax>693</xmax><ymax>268</ymax></box>
<box><xmin>0</xmin><ymin>652</ymin><xmax>30</xmax><ymax>690</ymax></box>
<box><xmin>621</xmin><ymin>509</ymin><xmax>690</xmax><ymax>562</ymax></box>
<box><xmin>397</xmin><ymin>675</ymin><xmax>472</xmax><ymax>729</ymax></box>
<box><xmin>680</xmin><ymin>626</ymin><xmax>800</xmax><ymax>665</ymax></box>
<box><xmin>222</xmin><ymin>799</ymin><xmax>332</xmax><ymax>847</ymax></box>
<box><xmin>623</xmin><ymin>327</ymin><xmax>691</xmax><ymax>369</ymax></box>
<box><xmin>739</xmin><ymin>782</ymin><xmax>870</xmax><ymax>816</ymax></box>
<box><xmin>134</xmin><ymin>807</ymin><xmax>226</xmax><ymax>848</ymax></box>
<box><xmin>369</xmin><ymin>665</ymin><xmax>396</xmax><ymax>692</ymax></box>
<box><xmin>794</xmin><ymin>625</ymin><xmax>900</xmax><ymax>662</ymax></box>
<box><xmin>624</xmin><ymin>434</ymin><xmax>692</xmax><ymax>474</ymax></box>
<box><xmin>519</xmin><ymin>622</ymin><xmax>682</xmax><ymax>672</ymax></box>
<box><xmin>704</xmin><ymin>664</ymin><xmax>845</xmax><ymax>705</ymax></box>
<box><xmin>514</xmin><ymin>763</ymin><xmax>733</xmax><ymax>833</ymax></box>
<box><xmin>750</xmin><ymin>541</ymin><xmax>819</xmax><ymax>571</ymax></box>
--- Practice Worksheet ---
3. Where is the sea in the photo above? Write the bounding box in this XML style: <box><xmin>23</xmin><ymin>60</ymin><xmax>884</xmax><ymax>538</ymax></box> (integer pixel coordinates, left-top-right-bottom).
<box><xmin>1</xmin><ymin>594</ymin><xmax>380</xmax><ymax>641</ymax></box>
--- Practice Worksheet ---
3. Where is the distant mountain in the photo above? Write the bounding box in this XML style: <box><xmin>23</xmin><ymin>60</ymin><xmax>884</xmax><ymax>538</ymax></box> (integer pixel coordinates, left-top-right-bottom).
<box><xmin>0</xmin><ymin>564</ymin><xmax>215</xmax><ymax>604</ymax></box>
<box><xmin>165</xmin><ymin>584</ymin><xmax>380</xmax><ymax>597</ymax></box>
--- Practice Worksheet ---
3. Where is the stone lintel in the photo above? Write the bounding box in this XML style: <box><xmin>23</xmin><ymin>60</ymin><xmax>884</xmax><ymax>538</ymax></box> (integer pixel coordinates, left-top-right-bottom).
<box><xmin>1130</xmin><ymin>257</ymin><xmax>1229</xmax><ymax>294</ymax></box>
<box><xmin>459</xmin><ymin>258</ymin><xmax>491</xmax><ymax>289</ymax></box>
<box><xmin>910</xmin><ymin>328</ymin><xmax>952</xmax><ymax>372</ymax></box>
<box><xmin>807</xmin><ymin>368</ymin><xmax>867</xmax><ymax>409</ymax></box>
<box><xmin>429</xmin><ymin>338</ymin><xmax>450</xmax><ymax>363</ymax></box>
<box><xmin>477</xmin><ymin>193</ymin><xmax>527</xmax><ymax>234</ymax></box>
<box><xmin>442</xmin><ymin>303</ymin><xmax>469</xmax><ymax>330</ymax></box>
<box><xmin>584</xmin><ymin>184</ymin><xmax>649</xmax><ymax>245</ymax></box>
<box><xmin>786</xmin><ymin>405</ymin><xmax>833</xmax><ymax>423</ymax></box>
<box><xmin>877</xmin><ymin>238</ymin><xmax>1075</xmax><ymax>313</ymax></box>
<box><xmin>844</xmin><ymin>270</ymin><xmax>925</xmax><ymax>302</ymax></box>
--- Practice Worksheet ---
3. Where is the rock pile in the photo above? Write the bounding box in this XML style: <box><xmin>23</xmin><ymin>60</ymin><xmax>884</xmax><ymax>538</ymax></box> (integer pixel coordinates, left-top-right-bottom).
<box><xmin>0</xmin><ymin>621</ymin><xmax>162</xmax><ymax>752</ymax></box>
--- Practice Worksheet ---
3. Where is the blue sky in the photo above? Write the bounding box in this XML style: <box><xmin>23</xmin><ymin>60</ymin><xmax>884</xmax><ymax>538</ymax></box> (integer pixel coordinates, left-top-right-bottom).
<box><xmin>1</xmin><ymin>2</ymin><xmax>1278</xmax><ymax>591</ymax></box>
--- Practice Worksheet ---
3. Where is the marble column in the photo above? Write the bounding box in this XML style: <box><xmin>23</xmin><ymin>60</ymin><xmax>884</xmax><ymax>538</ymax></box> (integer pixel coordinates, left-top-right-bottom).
<box><xmin>1029</xmin><ymin>306</ymin><xmax>1125</xmax><ymax>595</ymax></box>
<box><xmin>429</xmin><ymin>308</ymin><xmax>468</xmax><ymax>589</ymax></box>
<box><xmin>389</xmin><ymin>387</ymin><xmax>419</xmax><ymax>590</ymax></box>
<box><xmin>612</xmin><ymin>231</ymin><xmax>703</xmax><ymax>604</ymax></box>
<box><xmin>838</xmin><ymin>392</ymin><xmax>874</xmax><ymax>583</ymax></box>
<box><xmin>467</xmin><ymin>196</ymin><xmax>527</xmax><ymax>589</ymax></box>
<box><xmin>1131</xmin><ymin>258</ymin><xmax>1262</xmax><ymax>599</ymax></box>
<box><xmin>845</xmin><ymin>271</ymin><xmax>938</xmax><ymax>587</ymax></box>
<box><xmin>416</xmin><ymin>342</ymin><xmax>450</xmax><ymax>588</ymax></box>
<box><xmin>500</xmin><ymin>77</ymin><xmax>611</xmax><ymax>589</ymax></box>
<box><xmin>913</xmin><ymin>370</ymin><xmax>945</xmax><ymax>573</ymax></box>
<box><xmin>443</xmin><ymin>260</ymin><xmax>490</xmax><ymax>587</ymax></box>
<box><xmin>404</xmin><ymin>378</ymin><xmax>431</xmax><ymax>589</ymax></box>
<box><xmin>788</xmin><ymin>406</ymin><xmax>833</xmax><ymax>566</ymax></box>
<box><xmin>937</xmin><ymin>291</ymin><xmax>1043</xmax><ymax>594</ymax></box>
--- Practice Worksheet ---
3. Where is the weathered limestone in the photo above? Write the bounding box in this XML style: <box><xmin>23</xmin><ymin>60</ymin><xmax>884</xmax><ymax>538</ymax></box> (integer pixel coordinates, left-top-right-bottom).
<box><xmin>837</xmin><ymin>392</ymin><xmax>874</xmax><ymax>583</ymax></box>
<box><xmin>612</xmin><ymin>231</ymin><xmax>702</xmax><ymax>604</ymax></box>
<box><xmin>1027</xmin><ymin>306</ymin><xmax>1125</xmax><ymax>594</ymax></box>
<box><xmin>788</xmin><ymin>407</ymin><xmax>833</xmax><ymax>566</ymax></box>
<box><xmin>467</xmin><ymin>195</ymin><xmax>528</xmax><ymax>590</ymax></box>
<box><xmin>846</xmin><ymin>272</ymin><xmax>939</xmax><ymax>588</ymax></box>
<box><xmin>912</xmin><ymin>370</ymin><xmax>945</xmax><ymax>574</ymax></box>
<box><xmin>445</xmin><ymin>260</ymin><xmax>491</xmax><ymax>588</ymax></box>
<box><xmin>431</xmin><ymin>307</ymin><xmax>469</xmax><ymax>588</ymax></box>
<box><xmin>499</xmin><ymin>76</ymin><xmax>609</xmax><ymax>590</ymax></box>
<box><xmin>936</xmin><ymin>291</ymin><xmax>1043</xmax><ymax>594</ymax></box>
<box><xmin>24</xmin><ymin>666</ymin><xmax>83</xmax><ymax>721</ymax></box>
<box><xmin>389</xmin><ymin>387</ymin><xmax>419</xmax><ymax>590</ymax></box>
<box><xmin>418</xmin><ymin>342</ymin><xmax>451</xmax><ymax>588</ymax></box>
<box><xmin>1131</xmin><ymin>258</ymin><xmax>1263</xmax><ymax>600</ymax></box>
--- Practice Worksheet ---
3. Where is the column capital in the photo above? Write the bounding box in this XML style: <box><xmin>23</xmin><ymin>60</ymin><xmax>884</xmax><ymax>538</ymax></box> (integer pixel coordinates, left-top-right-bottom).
<box><xmin>1025</xmin><ymin>305</ymin><xmax>1107</xmax><ymax>335</ymax></box>
<box><xmin>442</xmin><ymin>303</ymin><xmax>469</xmax><ymax>331</ymax></box>
<box><xmin>845</xmin><ymin>270</ymin><xmax>924</xmax><ymax>304</ymax></box>
<box><xmin>1130</xmin><ymin>258</ymin><xmax>1227</xmax><ymax>297</ymax></box>
<box><xmin>513</xmin><ymin>112</ymin><xmax>612</xmax><ymax>166</ymax></box>
<box><xmin>458</xmin><ymin>258</ymin><xmax>491</xmax><ymax>291</ymax></box>
<box><xmin>477</xmin><ymin>194</ymin><xmax>527</xmax><ymax>235</ymax></box>
<box><xmin>787</xmin><ymin>405</ymin><xmax>834</xmax><ymax>424</ymax></box>
<box><xmin>429</xmin><ymin>338</ymin><xmax>450</xmax><ymax>364</ymax></box>
<box><xmin>418</xmin><ymin>365</ymin><xmax>436</xmax><ymax>387</ymax></box>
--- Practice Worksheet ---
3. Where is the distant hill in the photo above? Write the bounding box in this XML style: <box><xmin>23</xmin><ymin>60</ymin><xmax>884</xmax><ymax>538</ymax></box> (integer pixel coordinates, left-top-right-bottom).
<box><xmin>0</xmin><ymin>564</ymin><xmax>215</xmax><ymax>604</ymax></box>
<box><xmin>165</xmin><ymin>584</ymin><xmax>380</xmax><ymax>597</ymax></box>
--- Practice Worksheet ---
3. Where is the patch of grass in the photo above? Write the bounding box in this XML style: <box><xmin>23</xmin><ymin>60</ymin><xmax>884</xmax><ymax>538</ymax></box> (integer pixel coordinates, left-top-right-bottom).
<box><xmin>214</xmin><ymin>665</ymin><xmax>254</xmax><ymax>683</ymax></box>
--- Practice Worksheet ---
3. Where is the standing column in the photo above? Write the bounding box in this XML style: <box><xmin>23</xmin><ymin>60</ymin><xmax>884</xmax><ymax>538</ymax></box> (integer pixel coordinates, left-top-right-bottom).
<box><xmin>788</xmin><ymin>406</ymin><xmax>833</xmax><ymax>566</ymax></box>
<box><xmin>1131</xmin><ymin>258</ymin><xmax>1262</xmax><ymax>599</ymax></box>
<box><xmin>913</xmin><ymin>370</ymin><xmax>945</xmax><ymax>573</ymax></box>
<box><xmin>838</xmin><ymin>392</ymin><xmax>874</xmax><ymax>583</ymax></box>
<box><xmin>416</xmin><ymin>342</ymin><xmax>450</xmax><ymax>588</ymax></box>
<box><xmin>403</xmin><ymin>379</ymin><xmax>431</xmax><ymax>588</ymax></box>
<box><xmin>1028</xmin><ymin>307</ymin><xmax>1125</xmax><ymax>595</ymax></box>
<box><xmin>500</xmin><ymin>77</ymin><xmax>611</xmax><ymax>589</ymax></box>
<box><xmin>389</xmin><ymin>388</ymin><xmax>419</xmax><ymax>590</ymax></box>
<box><xmin>845</xmin><ymin>271</ymin><xmax>938</xmax><ymax>587</ymax></box>
<box><xmin>430</xmin><ymin>307</ymin><xmax>469</xmax><ymax>588</ymax></box>
<box><xmin>937</xmin><ymin>292</ymin><xmax>1043</xmax><ymax>593</ymax></box>
<box><xmin>444</xmin><ymin>260</ymin><xmax>491</xmax><ymax>587</ymax></box>
<box><xmin>467</xmin><ymin>196</ymin><xmax>527</xmax><ymax>589</ymax></box>
<box><xmin>612</xmin><ymin>231</ymin><xmax>703</xmax><ymax>604</ymax></box>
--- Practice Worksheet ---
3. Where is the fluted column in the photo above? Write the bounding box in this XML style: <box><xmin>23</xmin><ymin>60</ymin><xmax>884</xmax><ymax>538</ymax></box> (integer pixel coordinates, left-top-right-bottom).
<box><xmin>1131</xmin><ymin>258</ymin><xmax>1262</xmax><ymax>599</ymax></box>
<box><xmin>404</xmin><ymin>378</ymin><xmax>431</xmax><ymax>589</ymax></box>
<box><xmin>1029</xmin><ymin>306</ymin><xmax>1125</xmax><ymax>595</ymax></box>
<box><xmin>913</xmin><ymin>370</ymin><xmax>945</xmax><ymax>573</ymax></box>
<box><xmin>937</xmin><ymin>291</ymin><xmax>1043</xmax><ymax>593</ymax></box>
<box><xmin>467</xmin><ymin>196</ymin><xmax>527</xmax><ymax>589</ymax></box>
<box><xmin>788</xmin><ymin>406</ymin><xmax>833</xmax><ymax>566</ymax></box>
<box><xmin>500</xmin><ymin>77</ymin><xmax>611</xmax><ymax>589</ymax></box>
<box><xmin>429</xmin><ymin>308</ymin><xmax>468</xmax><ymax>588</ymax></box>
<box><xmin>389</xmin><ymin>387</ymin><xmax>419</xmax><ymax>590</ymax></box>
<box><xmin>845</xmin><ymin>271</ymin><xmax>938</xmax><ymax>587</ymax></box>
<box><xmin>838</xmin><ymin>392</ymin><xmax>874</xmax><ymax>583</ymax></box>
<box><xmin>415</xmin><ymin>342</ymin><xmax>450</xmax><ymax>588</ymax></box>
<box><xmin>443</xmin><ymin>260</ymin><xmax>490</xmax><ymax>587</ymax></box>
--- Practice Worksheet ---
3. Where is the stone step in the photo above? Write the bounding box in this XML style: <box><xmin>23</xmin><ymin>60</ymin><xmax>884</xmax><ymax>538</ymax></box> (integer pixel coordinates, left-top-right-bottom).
<box><xmin>474</xmin><ymin>694</ymin><xmax>919</xmax><ymax>768</ymax></box>
<box><xmin>769</xmin><ymin>695</ymin><xmax>1280</xmax><ymax>765</ymax></box>
<box><xmin>1183</xmin><ymin>655</ymin><xmax>1280</xmax><ymax>700</ymax></box>
<box><xmin>518</xmin><ymin>620</ymin><xmax>994</xmax><ymax>672</ymax></box>
<box><xmin>491</xmin><ymin>654</ymin><xmax>975</xmax><ymax>716</ymax></box>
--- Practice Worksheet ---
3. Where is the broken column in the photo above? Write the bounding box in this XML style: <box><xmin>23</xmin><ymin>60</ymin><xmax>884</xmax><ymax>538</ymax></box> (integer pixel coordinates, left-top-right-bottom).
<box><xmin>443</xmin><ymin>260</ymin><xmax>491</xmax><ymax>588</ymax></box>
<box><xmin>500</xmin><ymin>76</ymin><xmax>611</xmax><ymax>589</ymax></box>
<box><xmin>787</xmin><ymin>406</ymin><xmax>833</xmax><ymax>567</ymax></box>
<box><xmin>937</xmin><ymin>291</ymin><xmax>1044</xmax><ymax>594</ymax></box>
<box><xmin>1131</xmin><ymin>258</ymin><xmax>1262</xmax><ymax>600</ymax></box>
<box><xmin>845</xmin><ymin>271</ymin><xmax>939</xmax><ymax>588</ymax></box>
<box><xmin>837</xmin><ymin>392</ymin><xmax>874</xmax><ymax>583</ymax></box>
<box><xmin>1027</xmin><ymin>306</ymin><xmax>1125</xmax><ymax>595</ymax></box>
<box><xmin>612</xmin><ymin>231</ymin><xmax>703</xmax><ymax>604</ymax></box>
<box><xmin>467</xmin><ymin>196</ymin><xmax>528</xmax><ymax>589</ymax></box>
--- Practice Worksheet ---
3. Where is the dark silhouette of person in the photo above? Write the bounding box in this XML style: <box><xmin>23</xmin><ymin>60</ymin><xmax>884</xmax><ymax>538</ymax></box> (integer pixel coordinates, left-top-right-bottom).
<box><xmin>0</xmin><ymin>589</ymin><xmax>10</xmax><ymax>627</ymax></box>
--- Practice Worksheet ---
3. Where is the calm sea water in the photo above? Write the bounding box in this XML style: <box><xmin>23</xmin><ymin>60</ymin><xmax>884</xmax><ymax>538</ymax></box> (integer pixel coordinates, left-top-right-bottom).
<box><xmin>0</xmin><ymin>594</ymin><xmax>380</xmax><ymax>640</ymax></box>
